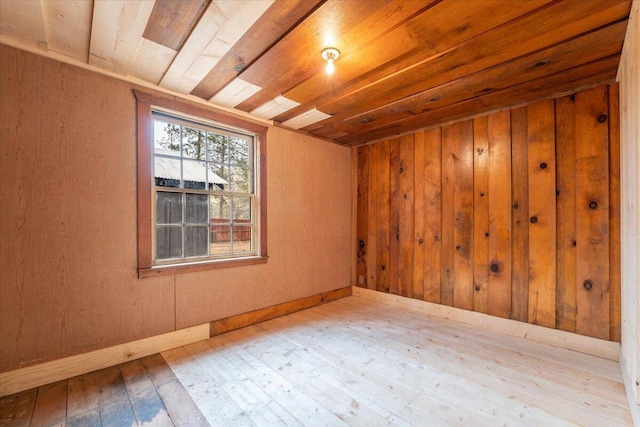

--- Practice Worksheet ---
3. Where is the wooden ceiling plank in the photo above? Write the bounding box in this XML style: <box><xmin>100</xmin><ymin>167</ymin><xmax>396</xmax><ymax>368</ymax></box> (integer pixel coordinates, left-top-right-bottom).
<box><xmin>89</xmin><ymin>0</ymin><xmax>155</xmax><ymax>74</ymax></box>
<box><xmin>302</xmin><ymin>0</ymin><xmax>631</xmax><ymax>132</ymax></box>
<box><xmin>277</xmin><ymin>0</ymin><xmax>553</xmax><ymax>123</ymax></box>
<box><xmin>159</xmin><ymin>0</ymin><xmax>273</xmax><ymax>94</ymax></box>
<box><xmin>310</xmin><ymin>21</ymin><xmax>628</xmax><ymax>138</ymax></box>
<box><xmin>129</xmin><ymin>38</ymin><xmax>177</xmax><ymax>84</ymax></box>
<box><xmin>234</xmin><ymin>0</ymin><xmax>434</xmax><ymax>112</ymax></box>
<box><xmin>0</xmin><ymin>0</ymin><xmax>47</xmax><ymax>50</ymax></box>
<box><xmin>250</xmin><ymin>96</ymin><xmax>300</xmax><ymax>120</ymax></box>
<box><xmin>190</xmin><ymin>0</ymin><xmax>325</xmax><ymax>100</ymax></box>
<box><xmin>42</xmin><ymin>0</ymin><xmax>93</xmax><ymax>62</ymax></box>
<box><xmin>337</xmin><ymin>55</ymin><xmax>620</xmax><ymax>145</ymax></box>
<box><xmin>282</xmin><ymin>109</ymin><xmax>332</xmax><ymax>130</ymax></box>
<box><xmin>142</xmin><ymin>0</ymin><xmax>210</xmax><ymax>51</ymax></box>
<box><xmin>209</xmin><ymin>78</ymin><xmax>262</xmax><ymax>108</ymax></box>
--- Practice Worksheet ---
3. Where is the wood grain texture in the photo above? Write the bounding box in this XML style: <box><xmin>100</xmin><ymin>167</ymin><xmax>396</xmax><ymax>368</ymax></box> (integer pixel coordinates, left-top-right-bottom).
<box><xmin>143</xmin><ymin>0</ymin><xmax>210</xmax><ymax>51</ymax></box>
<box><xmin>575</xmin><ymin>85</ymin><xmax>610</xmax><ymax>340</ymax></box>
<box><xmin>209</xmin><ymin>286</ymin><xmax>351</xmax><ymax>336</ymax></box>
<box><xmin>191</xmin><ymin>0</ymin><xmax>324</xmax><ymax>100</ymax></box>
<box><xmin>356</xmin><ymin>146</ymin><xmax>369</xmax><ymax>288</ymax></box>
<box><xmin>555</xmin><ymin>94</ymin><xmax>578</xmax><ymax>333</ymax></box>
<box><xmin>487</xmin><ymin>110</ymin><xmax>512</xmax><ymax>319</ymax></box>
<box><xmin>354</xmin><ymin>83</ymin><xmax>620</xmax><ymax>341</ymax></box>
<box><xmin>422</xmin><ymin>128</ymin><xmax>443</xmax><ymax>304</ymax></box>
<box><xmin>376</xmin><ymin>140</ymin><xmax>391</xmax><ymax>293</ymax></box>
<box><xmin>473</xmin><ymin>116</ymin><xmax>490</xmax><ymax>314</ymax></box>
<box><xmin>510</xmin><ymin>107</ymin><xmax>530</xmax><ymax>323</ymax></box>
<box><xmin>608</xmin><ymin>83</ymin><xmax>621</xmax><ymax>343</ymax></box>
<box><xmin>527</xmin><ymin>99</ymin><xmax>557</xmax><ymax>328</ymax></box>
<box><xmin>453</xmin><ymin>121</ymin><xmax>474</xmax><ymax>311</ymax></box>
<box><xmin>389</xmin><ymin>139</ymin><xmax>401</xmax><ymax>296</ymax></box>
<box><xmin>399</xmin><ymin>135</ymin><xmax>415</xmax><ymax>298</ymax></box>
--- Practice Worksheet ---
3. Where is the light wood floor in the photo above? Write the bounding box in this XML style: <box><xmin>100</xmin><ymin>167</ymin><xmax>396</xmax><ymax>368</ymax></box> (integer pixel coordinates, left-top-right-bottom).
<box><xmin>0</xmin><ymin>296</ymin><xmax>633</xmax><ymax>426</ymax></box>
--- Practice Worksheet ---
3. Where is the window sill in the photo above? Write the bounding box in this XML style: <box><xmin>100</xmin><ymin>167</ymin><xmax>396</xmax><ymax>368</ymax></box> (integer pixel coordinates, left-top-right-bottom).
<box><xmin>138</xmin><ymin>256</ymin><xmax>268</xmax><ymax>279</ymax></box>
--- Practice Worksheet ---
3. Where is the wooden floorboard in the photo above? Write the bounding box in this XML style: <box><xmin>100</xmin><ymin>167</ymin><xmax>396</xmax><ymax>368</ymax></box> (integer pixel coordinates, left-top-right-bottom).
<box><xmin>0</xmin><ymin>296</ymin><xmax>632</xmax><ymax>426</ymax></box>
<box><xmin>166</xmin><ymin>296</ymin><xmax>631</xmax><ymax>427</ymax></box>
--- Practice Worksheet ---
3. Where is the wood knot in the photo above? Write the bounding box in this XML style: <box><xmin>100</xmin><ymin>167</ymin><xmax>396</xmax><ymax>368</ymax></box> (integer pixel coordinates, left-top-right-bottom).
<box><xmin>572</xmin><ymin>240</ymin><xmax>577</xmax><ymax>247</ymax></box>
<box><xmin>479</xmin><ymin>192</ymin><xmax>484</xmax><ymax>197</ymax></box>
<box><xmin>588</xmin><ymin>200</ymin><xmax>598</xmax><ymax>209</ymax></box>
<box><xmin>474</xmin><ymin>286</ymin><xmax>481</xmax><ymax>291</ymax></box>
<box><xmin>530</xmin><ymin>216</ymin><xmax>538</xmax><ymax>224</ymax></box>
<box><xmin>597</xmin><ymin>114</ymin><xmax>608</xmax><ymax>123</ymax></box>
<box><xmin>381</xmin><ymin>265</ymin><xmax>386</xmax><ymax>271</ymax></box>
<box><xmin>583</xmin><ymin>280</ymin><xmax>593</xmax><ymax>290</ymax></box>
<box><xmin>455</xmin><ymin>245</ymin><xmax>461</xmax><ymax>251</ymax></box>
<box><xmin>418</xmin><ymin>238</ymin><xmax>424</xmax><ymax>244</ymax></box>
<box><xmin>513</xmin><ymin>203</ymin><xmax>519</xmax><ymax>210</ymax></box>
<box><xmin>539</xmin><ymin>162</ymin><xmax>547</xmax><ymax>169</ymax></box>
<box><xmin>490</xmin><ymin>263</ymin><xmax>500</xmax><ymax>273</ymax></box>
<box><xmin>485</xmin><ymin>232</ymin><xmax>489</xmax><ymax>237</ymax></box>
<box><xmin>359</xmin><ymin>240</ymin><xmax>365</xmax><ymax>249</ymax></box>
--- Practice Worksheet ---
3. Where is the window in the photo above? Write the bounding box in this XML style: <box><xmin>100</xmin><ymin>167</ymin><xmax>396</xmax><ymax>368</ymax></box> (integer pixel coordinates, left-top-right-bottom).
<box><xmin>135</xmin><ymin>91</ymin><xmax>267</xmax><ymax>277</ymax></box>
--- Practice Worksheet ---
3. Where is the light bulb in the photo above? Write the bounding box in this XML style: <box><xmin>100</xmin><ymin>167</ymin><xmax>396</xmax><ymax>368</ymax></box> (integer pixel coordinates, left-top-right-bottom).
<box><xmin>326</xmin><ymin>59</ymin><xmax>335</xmax><ymax>75</ymax></box>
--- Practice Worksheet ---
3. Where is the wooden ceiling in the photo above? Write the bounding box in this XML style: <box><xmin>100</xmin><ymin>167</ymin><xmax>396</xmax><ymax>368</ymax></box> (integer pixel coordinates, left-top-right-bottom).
<box><xmin>0</xmin><ymin>0</ymin><xmax>632</xmax><ymax>145</ymax></box>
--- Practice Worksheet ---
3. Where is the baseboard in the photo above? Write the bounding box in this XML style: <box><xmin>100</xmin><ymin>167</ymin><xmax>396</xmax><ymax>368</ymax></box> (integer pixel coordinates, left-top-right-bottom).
<box><xmin>352</xmin><ymin>286</ymin><xmax>620</xmax><ymax>361</ymax></box>
<box><xmin>210</xmin><ymin>286</ymin><xmax>352</xmax><ymax>336</ymax></box>
<box><xmin>0</xmin><ymin>323</ymin><xmax>209</xmax><ymax>398</ymax></box>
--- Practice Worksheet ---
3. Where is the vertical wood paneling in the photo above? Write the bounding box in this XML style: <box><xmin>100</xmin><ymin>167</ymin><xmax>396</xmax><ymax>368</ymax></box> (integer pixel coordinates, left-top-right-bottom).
<box><xmin>356</xmin><ymin>146</ymin><xmax>369</xmax><ymax>289</ymax></box>
<box><xmin>487</xmin><ymin>110</ymin><xmax>512</xmax><ymax>319</ymax></box>
<box><xmin>367</xmin><ymin>144</ymin><xmax>379</xmax><ymax>290</ymax></box>
<box><xmin>376</xmin><ymin>140</ymin><xmax>391</xmax><ymax>293</ymax></box>
<box><xmin>413</xmin><ymin>132</ymin><xmax>426</xmax><ymax>300</ymax></box>
<box><xmin>453</xmin><ymin>122</ymin><xmax>474</xmax><ymax>311</ymax></box>
<box><xmin>473</xmin><ymin>116</ymin><xmax>490</xmax><ymax>314</ymax></box>
<box><xmin>422</xmin><ymin>128</ymin><xmax>442</xmax><ymax>304</ymax></box>
<box><xmin>355</xmin><ymin>83</ymin><xmax>620</xmax><ymax>342</ymax></box>
<box><xmin>399</xmin><ymin>135</ymin><xmax>415</xmax><ymax>298</ymax></box>
<box><xmin>389</xmin><ymin>140</ymin><xmax>401</xmax><ymax>296</ymax></box>
<box><xmin>441</xmin><ymin>126</ymin><xmax>456</xmax><ymax>307</ymax></box>
<box><xmin>510</xmin><ymin>107</ymin><xmax>530</xmax><ymax>322</ymax></box>
<box><xmin>608</xmin><ymin>83</ymin><xmax>621</xmax><ymax>342</ymax></box>
<box><xmin>527</xmin><ymin>99</ymin><xmax>557</xmax><ymax>328</ymax></box>
<box><xmin>575</xmin><ymin>85</ymin><xmax>610</xmax><ymax>340</ymax></box>
<box><xmin>555</xmin><ymin>94</ymin><xmax>577</xmax><ymax>333</ymax></box>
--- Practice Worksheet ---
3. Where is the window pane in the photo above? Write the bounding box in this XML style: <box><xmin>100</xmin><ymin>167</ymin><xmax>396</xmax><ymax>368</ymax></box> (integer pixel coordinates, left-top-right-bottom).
<box><xmin>208</xmin><ymin>163</ymin><xmax>229</xmax><ymax>191</ymax></box>
<box><xmin>208</xmin><ymin>162</ymin><xmax>228</xmax><ymax>191</ymax></box>
<box><xmin>207</xmin><ymin>133</ymin><xmax>228</xmax><ymax>163</ymax></box>
<box><xmin>185</xmin><ymin>193</ymin><xmax>208</xmax><ymax>224</ymax></box>
<box><xmin>154</xmin><ymin>157</ymin><xmax>181</xmax><ymax>188</ymax></box>
<box><xmin>210</xmin><ymin>195</ymin><xmax>230</xmax><ymax>223</ymax></box>
<box><xmin>185</xmin><ymin>226</ymin><xmax>208</xmax><ymax>257</ymax></box>
<box><xmin>229</xmin><ymin>136</ymin><xmax>249</xmax><ymax>166</ymax></box>
<box><xmin>233</xmin><ymin>196</ymin><xmax>251</xmax><ymax>221</ymax></box>
<box><xmin>156</xmin><ymin>192</ymin><xmax>182</xmax><ymax>224</ymax></box>
<box><xmin>154</xmin><ymin>121</ymin><xmax>181</xmax><ymax>155</ymax></box>
<box><xmin>210</xmin><ymin>225</ymin><xmax>231</xmax><ymax>255</ymax></box>
<box><xmin>230</xmin><ymin>166</ymin><xmax>249</xmax><ymax>193</ymax></box>
<box><xmin>156</xmin><ymin>226</ymin><xmax>182</xmax><ymax>259</ymax></box>
<box><xmin>232</xmin><ymin>225</ymin><xmax>252</xmax><ymax>254</ymax></box>
<box><xmin>182</xmin><ymin>127</ymin><xmax>206</xmax><ymax>160</ymax></box>
<box><xmin>183</xmin><ymin>160</ymin><xmax>207</xmax><ymax>190</ymax></box>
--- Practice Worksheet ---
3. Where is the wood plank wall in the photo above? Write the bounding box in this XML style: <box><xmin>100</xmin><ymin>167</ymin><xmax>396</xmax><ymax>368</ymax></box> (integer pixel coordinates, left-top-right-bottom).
<box><xmin>356</xmin><ymin>84</ymin><xmax>621</xmax><ymax>341</ymax></box>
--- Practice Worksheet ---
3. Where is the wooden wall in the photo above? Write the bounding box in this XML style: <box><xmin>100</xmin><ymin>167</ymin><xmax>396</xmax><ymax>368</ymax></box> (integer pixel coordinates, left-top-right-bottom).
<box><xmin>0</xmin><ymin>45</ymin><xmax>352</xmax><ymax>373</ymax></box>
<box><xmin>618</xmin><ymin>0</ymin><xmax>640</xmax><ymax>413</ymax></box>
<box><xmin>356</xmin><ymin>84</ymin><xmax>621</xmax><ymax>341</ymax></box>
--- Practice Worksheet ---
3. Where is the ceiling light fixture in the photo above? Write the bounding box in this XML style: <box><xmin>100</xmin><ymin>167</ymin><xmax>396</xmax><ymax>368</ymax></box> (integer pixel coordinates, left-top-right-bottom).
<box><xmin>321</xmin><ymin>47</ymin><xmax>340</xmax><ymax>75</ymax></box>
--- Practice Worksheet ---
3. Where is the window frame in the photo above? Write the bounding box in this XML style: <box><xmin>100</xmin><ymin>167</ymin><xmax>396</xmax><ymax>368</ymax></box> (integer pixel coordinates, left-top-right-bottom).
<box><xmin>134</xmin><ymin>90</ymin><xmax>268</xmax><ymax>278</ymax></box>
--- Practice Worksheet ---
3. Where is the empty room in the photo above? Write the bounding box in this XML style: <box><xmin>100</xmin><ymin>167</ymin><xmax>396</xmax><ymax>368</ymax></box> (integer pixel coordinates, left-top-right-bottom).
<box><xmin>1</xmin><ymin>0</ymin><xmax>639</xmax><ymax>425</ymax></box>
